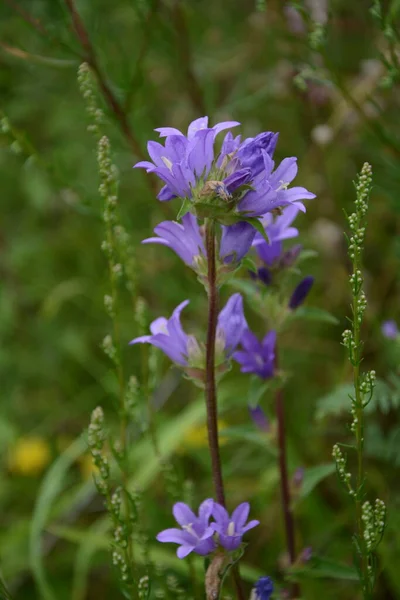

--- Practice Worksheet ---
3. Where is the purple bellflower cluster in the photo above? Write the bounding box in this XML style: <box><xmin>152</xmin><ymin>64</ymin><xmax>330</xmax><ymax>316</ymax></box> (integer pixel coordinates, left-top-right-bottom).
<box><xmin>135</xmin><ymin>116</ymin><xmax>315</xmax><ymax>224</ymax></box>
<box><xmin>156</xmin><ymin>499</ymin><xmax>259</xmax><ymax>558</ymax></box>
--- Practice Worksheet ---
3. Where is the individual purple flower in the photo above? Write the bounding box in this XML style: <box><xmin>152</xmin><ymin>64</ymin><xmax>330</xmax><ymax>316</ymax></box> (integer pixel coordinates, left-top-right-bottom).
<box><xmin>238</xmin><ymin>153</ymin><xmax>315</xmax><ymax>217</ymax></box>
<box><xmin>216</xmin><ymin>293</ymin><xmax>248</xmax><ymax>357</ymax></box>
<box><xmin>129</xmin><ymin>294</ymin><xmax>246</xmax><ymax>366</ymax></box>
<box><xmin>252</xmin><ymin>576</ymin><xmax>274</xmax><ymax>600</ymax></box>
<box><xmin>156</xmin><ymin>499</ymin><xmax>216</xmax><ymax>558</ymax></box>
<box><xmin>233</xmin><ymin>329</ymin><xmax>276</xmax><ymax>379</ymax></box>
<box><xmin>211</xmin><ymin>502</ymin><xmax>259</xmax><ymax>551</ymax></box>
<box><xmin>382</xmin><ymin>320</ymin><xmax>398</xmax><ymax>340</ymax></box>
<box><xmin>135</xmin><ymin>116</ymin><xmax>315</xmax><ymax>223</ymax></box>
<box><xmin>289</xmin><ymin>276</ymin><xmax>314</xmax><ymax>309</ymax></box>
<box><xmin>129</xmin><ymin>300</ymin><xmax>192</xmax><ymax>365</ymax></box>
<box><xmin>142</xmin><ymin>213</ymin><xmax>205</xmax><ymax>267</ymax></box>
<box><xmin>249</xmin><ymin>405</ymin><xmax>270</xmax><ymax>432</ymax></box>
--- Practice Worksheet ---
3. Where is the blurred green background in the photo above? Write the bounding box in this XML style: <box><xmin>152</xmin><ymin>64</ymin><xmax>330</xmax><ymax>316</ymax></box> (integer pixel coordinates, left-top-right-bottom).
<box><xmin>1</xmin><ymin>0</ymin><xmax>400</xmax><ymax>599</ymax></box>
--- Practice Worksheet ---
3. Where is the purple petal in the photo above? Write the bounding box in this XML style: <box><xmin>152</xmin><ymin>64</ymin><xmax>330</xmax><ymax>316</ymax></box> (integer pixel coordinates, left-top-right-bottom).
<box><xmin>134</xmin><ymin>160</ymin><xmax>156</xmax><ymax>171</ymax></box>
<box><xmin>212</xmin><ymin>120</ymin><xmax>240</xmax><ymax>135</ymax></box>
<box><xmin>231</xmin><ymin>502</ymin><xmax>250</xmax><ymax>530</ymax></box>
<box><xmin>156</xmin><ymin>528</ymin><xmax>194</xmax><ymax>545</ymax></box>
<box><xmin>177</xmin><ymin>544</ymin><xmax>195</xmax><ymax>559</ymax></box>
<box><xmin>218</xmin><ymin>533</ymin><xmax>242</xmax><ymax>551</ymax></box>
<box><xmin>211</xmin><ymin>503</ymin><xmax>230</xmax><ymax>529</ymax></box>
<box><xmin>173</xmin><ymin>502</ymin><xmax>197</xmax><ymax>526</ymax></box>
<box><xmin>155</xmin><ymin>126</ymin><xmax>183</xmax><ymax>137</ymax></box>
<box><xmin>241</xmin><ymin>519</ymin><xmax>260</xmax><ymax>533</ymax></box>
<box><xmin>194</xmin><ymin>536</ymin><xmax>217</xmax><ymax>555</ymax></box>
<box><xmin>157</xmin><ymin>185</ymin><xmax>176</xmax><ymax>201</ymax></box>
<box><xmin>188</xmin><ymin>116</ymin><xmax>209</xmax><ymax>138</ymax></box>
<box><xmin>129</xmin><ymin>334</ymin><xmax>152</xmax><ymax>345</ymax></box>
<box><xmin>150</xmin><ymin>316</ymin><xmax>168</xmax><ymax>335</ymax></box>
<box><xmin>198</xmin><ymin>498</ymin><xmax>214</xmax><ymax>526</ymax></box>
<box><xmin>279</xmin><ymin>187</ymin><xmax>316</xmax><ymax>203</ymax></box>
<box><xmin>217</xmin><ymin>294</ymin><xmax>247</xmax><ymax>356</ymax></box>
<box><xmin>270</xmin><ymin>157</ymin><xmax>298</xmax><ymax>187</ymax></box>
<box><xmin>224</xmin><ymin>168</ymin><xmax>252</xmax><ymax>193</ymax></box>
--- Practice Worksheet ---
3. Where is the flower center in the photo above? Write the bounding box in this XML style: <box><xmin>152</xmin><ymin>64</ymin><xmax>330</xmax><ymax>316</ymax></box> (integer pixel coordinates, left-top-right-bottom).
<box><xmin>161</xmin><ymin>156</ymin><xmax>173</xmax><ymax>170</ymax></box>
<box><xmin>277</xmin><ymin>180</ymin><xmax>289</xmax><ymax>191</ymax></box>
<box><xmin>182</xmin><ymin>523</ymin><xmax>197</xmax><ymax>537</ymax></box>
<box><xmin>227</xmin><ymin>521</ymin><xmax>235</xmax><ymax>536</ymax></box>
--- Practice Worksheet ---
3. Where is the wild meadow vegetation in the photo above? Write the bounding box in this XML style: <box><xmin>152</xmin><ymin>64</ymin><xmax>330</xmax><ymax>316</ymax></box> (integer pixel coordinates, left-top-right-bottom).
<box><xmin>1</xmin><ymin>1</ymin><xmax>400</xmax><ymax>599</ymax></box>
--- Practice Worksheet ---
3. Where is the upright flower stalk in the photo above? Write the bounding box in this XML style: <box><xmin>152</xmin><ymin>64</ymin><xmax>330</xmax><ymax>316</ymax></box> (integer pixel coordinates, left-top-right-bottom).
<box><xmin>205</xmin><ymin>219</ymin><xmax>226</xmax><ymax>506</ymax></box>
<box><xmin>333</xmin><ymin>163</ymin><xmax>386</xmax><ymax>599</ymax></box>
<box><xmin>130</xmin><ymin>116</ymin><xmax>315</xmax><ymax>598</ymax></box>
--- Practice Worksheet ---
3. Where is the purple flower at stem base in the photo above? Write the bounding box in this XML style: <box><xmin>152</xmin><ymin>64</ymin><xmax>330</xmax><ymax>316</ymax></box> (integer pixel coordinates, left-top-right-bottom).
<box><xmin>211</xmin><ymin>502</ymin><xmax>259</xmax><ymax>551</ymax></box>
<box><xmin>156</xmin><ymin>499</ymin><xmax>216</xmax><ymax>558</ymax></box>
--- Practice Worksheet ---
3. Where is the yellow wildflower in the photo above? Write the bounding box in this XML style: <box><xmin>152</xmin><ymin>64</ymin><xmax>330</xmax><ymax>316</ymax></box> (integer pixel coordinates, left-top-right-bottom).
<box><xmin>9</xmin><ymin>436</ymin><xmax>51</xmax><ymax>476</ymax></box>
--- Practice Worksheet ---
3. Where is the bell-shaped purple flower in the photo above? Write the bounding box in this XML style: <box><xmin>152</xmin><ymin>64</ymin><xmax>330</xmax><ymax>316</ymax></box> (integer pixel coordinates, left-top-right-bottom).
<box><xmin>142</xmin><ymin>213</ymin><xmax>205</xmax><ymax>266</ymax></box>
<box><xmin>252</xmin><ymin>576</ymin><xmax>274</xmax><ymax>600</ymax></box>
<box><xmin>289</xmin><ymin>276</ymin><xmax>314</xmax><ymax>309</ymax></box>
<box><xmin>382</xmin><ymin>320</ymin><xmax>398</xmax><ymax>340</ymax></box>
<box><xmin>216</xmin><ymin>293</ymin><xmax>248</xmax><ymax>357</ymax></box>
<box><xmin>211</xmin><ymin>502</ymin><xmax>259</xmax><ymax>551</ymax></box>
<box><xmin>130</xmin><ymin>294</ymin><xmax>246</xmax><ymax>367</ymax></box>
<box><xmin>129</xmin><ymin>300</ymin><xmax>192</xmax><ymax>365</ymax></box>
<box><xmin>156</xmin><ymin>499</ymin><xmax>216</xmax><ymax>558</ymax></box>
<box><xmin>233</xmin><ymin>329</ymin><xmax>276</xmax><ymax>379</ymax></box>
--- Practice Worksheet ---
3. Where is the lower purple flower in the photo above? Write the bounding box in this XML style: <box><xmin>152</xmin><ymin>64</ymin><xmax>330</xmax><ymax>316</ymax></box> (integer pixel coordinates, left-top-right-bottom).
<box><xmin>156</xmin><ymin>499</ymin><xmax>216</xmax><ymax>558</ymax></box>
<box><xmin>233</xmin><ymin>329</ymin><xmax>276</xmax><ymax>379</ymax></box>
<box><xmin>142</xmin><ymin>213</ymin><xmax>205</xmax><ymax>267</ymax></box>
<box><xmin>211</xmin><ymin>502</ymin><xmax>259</xmax><ymax>551</ymax></box>
<box><xmin>129</xmin><ymin>294</ymin><xmax>246</xmax><ymax>368</ymax></box>
<box><xmin>252</xmin><ymin>576</ymin><xmax>274</xmax><ymax>600</ymax></box>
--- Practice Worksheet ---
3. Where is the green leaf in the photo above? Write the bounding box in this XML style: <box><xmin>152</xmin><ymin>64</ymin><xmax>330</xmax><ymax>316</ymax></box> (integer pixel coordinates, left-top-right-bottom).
<box><xmin>242</xmin><ymin>217</ymin><xmax>269</xmax><ymax>244</ymax></box>
<box><xmin>297</xmin><ymin>463</ymin><xmax>336</xmax><ymax>501</ymax></box>
<box><xmin>29</xmin><ymin>436</ymin><xmax>86</xmax><ymax>600</ymax></box>
<box><xmin>176</xmin><ymin>198</ymin><xmax>192</xmax><ymax>219</ymax></box>
<box><xmin>290</xmin><ymin>306</ymin><xmax>339</xmax><ymax>325</ymax></box>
